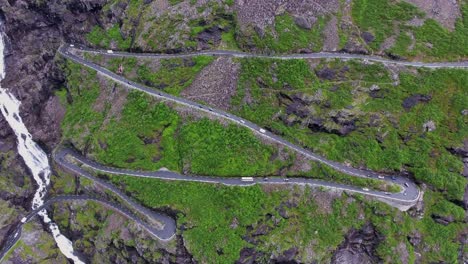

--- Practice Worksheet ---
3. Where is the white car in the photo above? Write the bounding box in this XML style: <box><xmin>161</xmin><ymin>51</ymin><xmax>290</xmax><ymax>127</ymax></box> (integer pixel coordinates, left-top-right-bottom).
<box><xmin>362</xmin><ymin>188</ymin><xmax>369</xmax><ymax>191</ymax></box>
<box><xmin>20</xmin><ymin>217</ymin><xmax>27</xmax><ymax>223</ymax></box>
<box><xmin>70</xmin><ymin>44</ymin><xmax>74</xmax><ymax>47</ymax></box>
<box><xmin>378</xmin><ymin>176</ymin><xmax>384</xmax><ymax>179</ymax></box>
<box><xmin>240</xmin><ymin>120</ymin><xmax>245</xmax><ymax>124</ymax></box>
<box><xmin>259</xmin><ymin>128</ymin><xmax>266</xmax><ymax>133</ymax></box>
<box><xmin>107</xmin><ymin>50</ymin><xmax>114</xmax><ymax>54</ymax></box>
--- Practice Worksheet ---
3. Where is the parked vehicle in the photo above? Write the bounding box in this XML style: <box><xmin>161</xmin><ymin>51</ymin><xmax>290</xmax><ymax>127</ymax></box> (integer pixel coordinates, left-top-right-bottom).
<box><xmin>107</xmin><ymin>50</ymin><xmax>114</xmax><ymax>54</ymax></box>
<box><xmin>378</xmin><ymin>176</ymin><xmax>384</xmax><ymax>179</ymax></box>
<box><xmin>241</xmin><ymin>177</ymin><xmax>254</xmax><ymax>182</ymax></box>
<box><xmin>259</xmin><ymin>128</ymin><xmax>266</xmax><ymax>133</ymax></box>
<box><xmin>362</xmin><ymin>188</ymin><xmax>369</xmax><ymax>191</ymax></box>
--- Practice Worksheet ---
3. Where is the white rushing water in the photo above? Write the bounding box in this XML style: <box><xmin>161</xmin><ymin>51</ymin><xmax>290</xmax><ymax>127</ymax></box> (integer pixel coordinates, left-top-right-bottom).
<box><xmin>0</xmin><ymin>24</ymin><xmax>84</xmax><ymax>263</ymax></box>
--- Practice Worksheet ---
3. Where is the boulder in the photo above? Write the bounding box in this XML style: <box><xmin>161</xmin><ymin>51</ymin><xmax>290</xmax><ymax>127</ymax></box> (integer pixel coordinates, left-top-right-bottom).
<box><xmin>431</xmin><ymin>214</ymin><xmax>455</xmax><ymax>225</ymax></box>
<box><xmin>294</xmin><ymin>16</ymin><xmax>316</xmax><ymax>30</ymax></box>
<box><xmin>423</xmin><ymin>120</ymin><xmax>436</xmax><ymax>132</ymax></box>
<box><xmin>402</xmin><ymin>94</ymin><xmax>432</xmax><ymax>109</ymax></box>
<box><xmin>361</xmin><ymin>31</ymin><xmax>375</xmax><ymax>43</ymax></box>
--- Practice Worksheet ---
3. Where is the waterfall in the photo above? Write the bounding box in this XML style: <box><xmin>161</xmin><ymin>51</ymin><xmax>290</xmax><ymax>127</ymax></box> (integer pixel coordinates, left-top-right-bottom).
<box><xmin>0</xmin><ymin>23</ymin><xmax>84</xmax><ymax>263</ymax></box>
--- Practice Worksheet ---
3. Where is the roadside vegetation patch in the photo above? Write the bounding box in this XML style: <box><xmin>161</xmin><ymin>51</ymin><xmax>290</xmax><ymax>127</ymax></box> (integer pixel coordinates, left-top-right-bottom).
<box><xmin>230</xmin><ymin>58</ymin><xmax>467</xmax><ymax>200</ymax></box>
<box><xmin>59</xmin><ymin>61</ymin><xmax>292</xmax><ymax>176</ymax></box>
<box><xmin>99</xmin><ymin>174</ymin><xmax>465</xmax><ymax>263</ymax></box>
<box><xmin>352</xmin><ymin>0</ymin><xmax>468</xmax><ymax>60</ymax></box>
<box><xmin>87</xmin><ymin>24</ymin><xmax>132</xmax><ymax>50</ymax></box>
<box><xmin>237</xmin><ymin>14</ymin><xmax>326</xmax><ymax>53</ymax></box>
<box><xmin>85</xmin><ymin>53</ymin><xmax>214</xmax><ymax>96</ymax></box>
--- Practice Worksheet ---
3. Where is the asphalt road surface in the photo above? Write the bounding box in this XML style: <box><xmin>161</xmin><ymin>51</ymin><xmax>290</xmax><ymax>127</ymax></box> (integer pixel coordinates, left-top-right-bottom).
<box><xmin>57</xmin><ymin>148</ymin><xmax>420</xmax><ymax>204</ymax></box>
<box><xmin>0</xmin><ymin>195</ymin><xmax>174</xmax><ymax>262</ymax></box>
<box><xmin>71</xmin><ymin>44</ymin><xmax>468</xmax><ymax>68</ymax></box>
<box><xmin>54</xmin><ymin>151</ymin><xmax>176</xmax><ymax>241</ymax></box>
<box><xmin>58</xmin><ymin>45</ymin><xmax>421</xmax><ymax>202</ymax></box>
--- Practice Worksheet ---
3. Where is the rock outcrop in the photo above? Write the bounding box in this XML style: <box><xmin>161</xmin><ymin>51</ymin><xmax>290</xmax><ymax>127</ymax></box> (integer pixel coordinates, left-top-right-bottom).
<box><xmin>0</xmin><ymin>0</ymin><xmax>107</xmax><ymax>149</ymax></box>
<box><xmin>331</xmin><ymin>223</ymin><xmax>383</xmax><ymax>264</ymax></box>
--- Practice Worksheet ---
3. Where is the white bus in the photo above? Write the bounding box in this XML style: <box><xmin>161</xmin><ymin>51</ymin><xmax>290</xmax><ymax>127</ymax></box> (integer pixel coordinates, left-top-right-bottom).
<box><xmin>241</xmin><ymin>177</ymin><xmax>254</xmax><ymax>182</ymax></box>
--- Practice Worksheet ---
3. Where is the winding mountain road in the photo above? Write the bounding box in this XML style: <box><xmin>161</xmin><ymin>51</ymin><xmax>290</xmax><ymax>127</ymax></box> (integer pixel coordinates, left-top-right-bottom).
<box><xmin>7</xmin><ymin>44</ymin><xmax>426</xmax><ymax>255</ymax></box>
<box><xmin>0</xmin><ymin>195</ymin><xmax>174</xmax><ymax>262</ymax></box>
<box><xmin>57</xmin><ymin>148</ymin><xmax>419</xmax><ymax>204</ymax></box>
<box><xmin>58</xmin><ymin>44</ymin><xmax>421</xmax><ymax>201</ymax></box>
<box><xmin>71</xmin><ymin>44</ymin><xmax>468</xmax><ymax>68</ymax></box>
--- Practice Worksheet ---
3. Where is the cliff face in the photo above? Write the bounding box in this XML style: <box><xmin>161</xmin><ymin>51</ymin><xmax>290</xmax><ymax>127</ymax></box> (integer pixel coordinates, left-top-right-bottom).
<box><xmin>0</xmin><ymin>0</ymin><xmax>106</xmax><ymax>149</ymax></box>
<box><xmin>0</xmin><ymin>0</ymin><xmax>106</xmax><ymax>255</ymax></box>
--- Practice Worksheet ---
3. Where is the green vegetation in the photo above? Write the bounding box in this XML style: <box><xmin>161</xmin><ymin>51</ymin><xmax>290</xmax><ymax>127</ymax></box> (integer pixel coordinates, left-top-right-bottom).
<box><xmin>352</xmin><ymin>0</ymin><xmax>468</xmax><ymax>60</ymax></box>
<box><xmin>299</xmin><ymin>163</ymin><xmax>401</xmax><ymax>193</ymax></box>
<box><xmin>86</xmin><ymin>24</ymin><xmax>132</xmax><ymax>50</ymax></box>
<box><xmin>411</xmin><ymin>5</ymin><xmax>468</xmax><ymax>59</ymax></box>
<box><xmin>168</xmin><ymin>0</ymin><xmax>183</xmax><ymax>5</ymax></box>
<box><xmin>231</xmin><ymin>58</ymin><xmax>467</xmax><ymax>199</ymax></box>
<box><xmin>351</xmin><ymin>0</ymin><xmax>423</xmax><ymax>50</ymax></box>
<box><xmin>60</xmin><ymin>61</ymin><xmax>291</xmax><ymax>176</ymax></box>
<box><xmin>134</xmin><ymin>56</ymin><xmax>214</xmax><ymax>95</ymax></box>
<box><xmin>101</xmin><ymin>174</ymin><xmax>465</xmax><ymax>263</ymax></box>
<box><xmin>86</xmin><ymin>54</ymin><xmax>214</xmax><ymax>96</ymax></box>
<box><xmin>70</xmin><ymin>55</ymin><xmax>401</xmax><ymax>191</ymax></box>
<box><xmin>238</xmin><ymin>14</ymin><xmax>326</xmax><ymax>53</ymax></box>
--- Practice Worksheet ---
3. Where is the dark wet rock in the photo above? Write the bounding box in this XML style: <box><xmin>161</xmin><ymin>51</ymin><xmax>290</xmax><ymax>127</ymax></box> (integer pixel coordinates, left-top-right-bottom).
<box><xmin>1</xmin><ymin>0</ymin><xmax>107</xmax><ymax>148</ymax></box>
<box><xmin>236</xmin><ymin>247</ymin><xmax>265</xmax><ymax>264</ymax></box>
<box><xmin>252</xmin><ymin>224</ymin><xmax>270</xmax><ymax>236</ymax></box>
<box><xmin>369</xmin><ymin>114</ymin><xmax>381</xmax><ymax>127</ymax></box>
<box><xmin>331</xmin><ymin>223</ymin><xmax>383</xmax><ymax>264</ymax></box>
<box><xmin>448</xmin><ymin>140</ymin><xmax>468</xmax><ymax>158</ymax></box>
<box><xmin>196</xmin><ymin>26</ymin><xmax>223</xmax><ymax>50</ymax></box>
<box><xmin>274</xmin><ymin>247</ymin><xmax>299</xmax><ymax>264</ymax></box>
<box><xmin>361</xmin><ymin>31</ymin><xmax>375</xmax><ymax>43</ymax></box>
<box><xmin>463</xmin><ymin>185</ymin><xmax>468</xmax><ymax>209</ymax></box>
<box><xmin>307</xmin><ymin>117</ymin><xmax>326</xmax><ymax>131</ymax></box>
<box><xmin>315</xmin><ymin>67</ymin><xmax>336</xmax><ymax>80</ymax></box>
<box><xmin>402</xmin><ymin>94</ymin><xmax>432</xmax><ymax>109</ymax></box>
<box><xmin>342</xmin><ymin>39</ymin><xmax>369</xmax><ymax>55</ymax></box>
<box><xmin>431</xmin><ymin>214</ymin><xmax>455</xmax><ymax>226</ymax></box>
<box><xmin>277</xmin><ymin>201</ymin><xmax>297</xmax><ymax>219</ymax></box>
<box><xmin>448</xmin><ymin>140</ymin><xmax>468</xmax><ymax>178</ymax></box>
<box><xmin>329</xmin><ymin>110</ymin><xmax>358</xmax><ymax>135</ymax></box>
<box><xmin>369</xmin><ymin>89</ymin><xmax>385</xmax><ymax>99</ymax></box>
<box><xmin>286</xmin><ymin>102</ymin><xmax>310</xmax><ymax>119</ymax></box>
<box><xmin>407</xmin><ymin>231</ymin><xmax>422</xmax><ymax>246</ymax></box>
